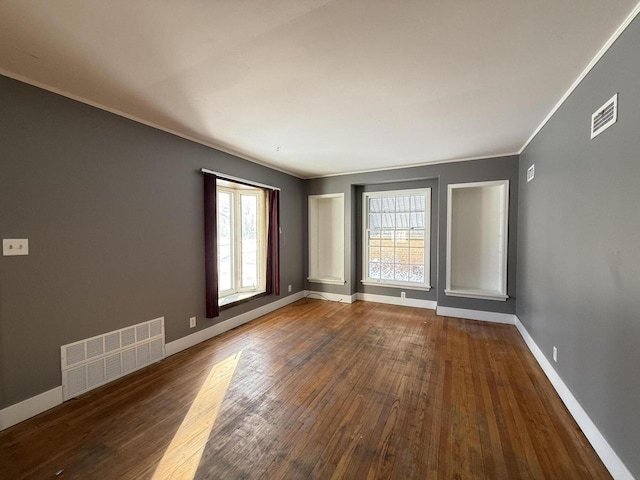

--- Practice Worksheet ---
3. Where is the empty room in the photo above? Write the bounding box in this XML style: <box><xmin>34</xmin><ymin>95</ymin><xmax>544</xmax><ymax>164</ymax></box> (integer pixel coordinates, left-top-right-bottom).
<box><xmin>1</xmin><ymin>1</ymin><xmax>639</xmax><ymax>479</ymax></box>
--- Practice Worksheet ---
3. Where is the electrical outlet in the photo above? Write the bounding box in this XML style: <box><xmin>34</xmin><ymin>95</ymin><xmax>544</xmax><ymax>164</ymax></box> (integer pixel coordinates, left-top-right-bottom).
<box><xmin>288</xmin><ymin>284</ymin><xmax>292</xmax><ymax>292</ymax></box>
<box><xmin>527</xmin><ymin>164</ymin><xmax>535</xmax><ymax>182</ymax></box>
<box><xmin>552</xmin><ymin>346</ymin><xmax>558</xmax><ymax>363</ymax></box>
<box><xmin>400</xmin><ymin>291</ymin><xmax>406</xmax><ymax>299</ymax></box>
<box><xmin>3</xmin><ymin>239</ymin><xmax>29</xmax><ymax>256</ymax></box>
<box><xmin>190</xmin><ymin>317</ymin><xmax>197</xmax><ymax>328</ymax></box>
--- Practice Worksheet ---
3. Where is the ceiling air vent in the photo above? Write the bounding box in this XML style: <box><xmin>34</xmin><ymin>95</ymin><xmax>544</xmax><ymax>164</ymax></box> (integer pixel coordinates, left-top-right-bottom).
<box><xmin>591</xmin><ymin>94</ymin><xmax>618</xmax><ymax>139</ymax></box>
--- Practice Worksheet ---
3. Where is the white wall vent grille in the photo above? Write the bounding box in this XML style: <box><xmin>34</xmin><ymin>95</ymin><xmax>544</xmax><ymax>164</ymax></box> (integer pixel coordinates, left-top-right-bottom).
<box><xmin>61</xmin><ymin>317</ymin><xmax>164</xmax><ymax>400</ymax></box>
<box><xmin>591</xmin><ymin>94</ymin><xmax>618</xmax><ymax>139</ymax></box>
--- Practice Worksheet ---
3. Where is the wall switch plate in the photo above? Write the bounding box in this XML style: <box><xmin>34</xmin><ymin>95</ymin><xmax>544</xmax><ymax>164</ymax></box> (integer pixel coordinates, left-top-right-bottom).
<box><xmin>400</xmin><ymin>292</ymin><xmax>406</xmax><ymax>298</ymax></box>
<box><xmin>189</xmin><ymin>317</ymin><xmax>197</xmax><ymax>328</ymax></box>
<box><xmin>552</xmin><ymin>346</ymin><xmax>558</xmax><ymax>363</ymax></box>
<box><xmin>527</xmin><ymin>164</ymin><xmax>535</xmax><ymax>182</ymax></box>
<box><xmin>3</xmin><ymin>239</ymin><xmax>29</xmax><ymax>256</ymax></box>
<box><xmin>288</xmin><ymin>285</ymin><xmax>292</xmax><ymax>292</ymax></box>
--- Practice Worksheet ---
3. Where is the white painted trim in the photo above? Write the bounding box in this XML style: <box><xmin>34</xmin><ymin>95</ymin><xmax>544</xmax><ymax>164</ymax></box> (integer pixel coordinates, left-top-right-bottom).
<box><xmin>303</xmin><ymin>290</ymin><xmax>356</xmax><ymax>304</ymax></box>
<box><xmin>357</xmin><ymin>292</ymin><xmax>436</xmax><ymax>310</ymax></box>
<box><xmin>307</xmin><ymin>277</ymin><xmax>346</xmax><ymax>286</ymax></box>
<box><xmin>0</xmin><ymin>386</ymin><xmax>63</xmax><ymax>431</ymax></box>
<box><xmin>360</xmin><ymin>281</ymin><xmax>431</xmax><ymax>292</ymax></box>
<box><xmin>306</xmin><ymin>152</ymin><xmax>519</xmax><ymax>179</ymax></box>
<box><xmin>514</xmin><ymin>317</ymin><xmax>635</xmax><ymax>480</ymax></box>
<box><xmin>520</xmin><ymin>2</ymin><xmax>640</xmax><ymax>154</ymax></box>
<box><xmin>444</xmin><ymin>289</ymin><xmax>508</xmax><ymax>301</ymax></box>
<box><xmin>166</xmin><ymin>292</ymin><xmax>305</xmax><ymax>357</ymax></box>
<box><xmin>436</xmin><ymin>306</ymin><xmax>516</xmax><ymax>325</ymax></box>
<box><xmin>0</xmin><ymin>69</ymin><xmax>303</xmax><ymax>179</ymax></box>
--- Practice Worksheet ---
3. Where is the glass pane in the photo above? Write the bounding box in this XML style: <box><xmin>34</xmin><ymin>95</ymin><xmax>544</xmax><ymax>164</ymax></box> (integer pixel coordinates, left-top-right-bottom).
<box><xmin>410</xmin><ymin>195</ymin><xmax>425</xmax><ymax>212</ymax></box>
<box><xmin>396</xmin><ymin>196</ymin><xmax>410</xmax><ymax>212</ymax></box>
<box><xmin>395</xmin><ymin>264</ymin><xmax>409</xmax><ymax>282</ymax></box>
<box><xmin>218</xmin><ymin>192</ymin><xmax>232</xmax><ymax>246</ymax></box>
<box><xmin>381</xmin><ymin>263</ymin><xmax>394</xmax><ymax>280</ymax></box>
<box><xmin>410</xmin><ymin>230</ymin><xmax>425</xmax><ymax>247</ymax></box>
<box><xmin>381</xmin><ymin>197</ymin><xmax>395</xmax><ymax>212</ymax></box>
<box><xmin>241</xmin><ymin>195</ymin><xmax>257</xmax><ymax>241</ymax></box>
<box><xmin>369</xmin><ymin>213</ymin><xmax>381</xmax><ymax>229</ymax></box>
<box><xmin>381</xmin><ymin>212</ymin><xmax>395</xmax><ymax>228</ymax></box>
<box><xmin>219</xmin><ymin>245</ymin><xmax>232</xmax><ymax>291</ymax></box>
<box><xmin>381</xmin><ymin>247</ymin><xmax>394</xmax><ymax>263</ymax></box>
<box><xmin>410</xmin><ymin>212</ymin><xmax>424</xmax><ymax>228</ymax></box>
<box><xmin>410</xmin><ymin>265</ymin><xmax>425</xmax><ymax>283</ymax></box>
<box><xmin>410</xmin><ymin>248</ymin><xmax>424</xmax><ymax>265</ymax></box>
<box><xmin>395</xmin><ymin>230</ymin><xmax>409</xmax><ymax>247</ymax></box>
<box><xmin>369</xmin><ymin>230</ymin><xmax>381</xmax><ymax>247</ymax></box>
<box><xmin>368</xmin><ymin>246</ymin><xmax>381</xmax><ymax>263</ymax></box>
<box><xmin>395</xmin><ymin>247</ymin><xmax>409</xmax><ymax>264</ymax></box>
<box><xmin>368</xmin><ymin>262</ymin><xmax>381</xmax><ymax>279</ymax></box>
<box><xmin>241</xmin><ymin>251</ymin><xmax>257</xmax><ymax>288</ymax></box>
<box><xmin>240</xmin><ymin>195</ymin><xmax>258</xmax><ymax>289</ymax></box>
<box><xmin>369</xmin><ymin>197</ymin><xmax>381</xmax><ymax>213</ymax></box>
<box><xmin>396</xmin><ymin>213</ymin><xmax>409</xmax><ymax>228</ymax></box>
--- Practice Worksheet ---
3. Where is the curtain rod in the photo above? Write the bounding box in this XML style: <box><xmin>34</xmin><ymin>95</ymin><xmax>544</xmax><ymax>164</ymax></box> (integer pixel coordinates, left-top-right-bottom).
<box><xmin>201</xmin><ymin>168</ymin><xmax>281</xmax><ymax>191</ymax></box>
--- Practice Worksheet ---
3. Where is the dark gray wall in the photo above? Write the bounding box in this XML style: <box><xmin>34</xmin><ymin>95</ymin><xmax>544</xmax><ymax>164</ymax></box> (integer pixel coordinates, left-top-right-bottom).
<box><xmin>517</xmin><ymin>15</ymin><xmax>640</xmax><ymax>477</ymax></box>
<box><xmin>306</xmin><ymin>155</ymin><xmax>519</xmax><ymax>313</ymax></box>
<box><xmin>0</xmin><ymin>75</ymin><xmax>305</xmax><ymax>408</ymax></box>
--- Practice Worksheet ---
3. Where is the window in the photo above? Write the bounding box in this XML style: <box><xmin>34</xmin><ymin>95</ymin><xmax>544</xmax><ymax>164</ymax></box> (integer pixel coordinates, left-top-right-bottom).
<box><xmin>362</xmin><ymin>188</ymin><xmax>431</xmax><ymax>290</ymax></box>
<box><xmin>217</xmin><ymin>180</ymin><xmax>267</xmax><ymax>306</ymax></box>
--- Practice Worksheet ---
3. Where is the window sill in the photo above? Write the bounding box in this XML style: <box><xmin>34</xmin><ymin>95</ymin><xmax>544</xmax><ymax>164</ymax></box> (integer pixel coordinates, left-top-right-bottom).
<box><xmin>219</xmin><ymin>290</ymin><xmax>266</xmax><ymax>310</ymax></box>
<box><xmin>361</xmin><ymin>280</ymin><xmax>431</xmax><ymax>291</ymax></box>
<box><xmin>444</xmin><ymin>288</ymin><xmax>508</xmax><ymax>301</ymax></box>
<box><xmin>307</xmin><ymin>277</ymin><xmax>346</xmax><ymax>286</ymax></box>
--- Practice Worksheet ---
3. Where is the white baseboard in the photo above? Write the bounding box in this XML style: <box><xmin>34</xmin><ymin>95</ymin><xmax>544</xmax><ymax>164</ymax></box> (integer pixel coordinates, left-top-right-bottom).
<box><xmin>357</xmin><ymin>292</ymin><xmax>436</xmax><ymax>310</ymax></box>
<box><xmin>165</xmin><ymin>291</ymin><xmax>305</xmax><ymax>357</ymax></box>
<box><xmin>303</xmin><ymin>290</ymin><xmax>356</xmax><ymax>304</ymax></box>
<box><xmin>436</xmin><ymin>306</ymin><xmax>516</xmax><ymax>325</ymax></box>
<box><xmin>0</xmin><ymin>386</ymin><xmax>63</xmax><ymax>431</ymax></box>
<box><xmin>514</xmin><ymin>317</ymin><xmax>634</xmax><ymax>480</ymax></box>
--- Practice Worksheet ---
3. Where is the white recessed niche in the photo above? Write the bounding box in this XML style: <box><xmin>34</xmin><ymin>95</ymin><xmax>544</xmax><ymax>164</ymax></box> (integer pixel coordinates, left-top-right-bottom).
<box><xmin>446</xmin><ymin>180</ymin><xmax>509</xmax><ymax>301</ymax></box>
<box><xmin>308</xmin><ymin>193</ymin><xmax>345</xmax><ymax>285</ymax></box>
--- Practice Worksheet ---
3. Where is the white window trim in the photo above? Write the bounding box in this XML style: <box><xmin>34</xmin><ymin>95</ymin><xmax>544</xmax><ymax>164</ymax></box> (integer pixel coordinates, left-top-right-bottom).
<box><xmin>217</xmin><ymin>184</ymin><xmax>267</xmax><ymax>302</ymax></box>
<box><xmin>361</xmin><ymin>188</ymin><xmax>431</xmax><ymax>290</ymax></box>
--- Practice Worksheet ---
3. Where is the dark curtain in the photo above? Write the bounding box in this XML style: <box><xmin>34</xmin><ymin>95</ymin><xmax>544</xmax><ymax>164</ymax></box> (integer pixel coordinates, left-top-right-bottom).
<box><xmin>265</xmin><ymin>189</ymin><xmax>280</xmax><ymax>296</ymax></box>
<box><xmin>204</xmin><ymin>174</ymin><xmax>219</xmax><ymax>318</ymax></box>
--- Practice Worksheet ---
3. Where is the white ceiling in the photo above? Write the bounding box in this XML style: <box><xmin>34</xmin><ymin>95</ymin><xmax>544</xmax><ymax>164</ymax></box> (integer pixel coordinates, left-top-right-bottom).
<box><xmin>0</xmin><ymin>1</ymin><xmax>637</xmax><ymax>178</ymax></box>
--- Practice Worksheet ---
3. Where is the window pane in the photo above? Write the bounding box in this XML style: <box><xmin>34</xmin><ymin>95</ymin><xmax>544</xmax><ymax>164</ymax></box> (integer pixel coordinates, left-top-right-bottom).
<box><xmin>219</xmin><ymin>245</ymin><xmax>232</xmax><ymax>291</ymax></box>
<box><xmin>411</xmin><ymin>195</ymin><xmax>425</xmax><ymax>212</ymax></box>
<box><xmin>218</xmin><ymin>192</ymin><xmax>232</xmax><ymax>246</ymax></box>
<box><xmin>396</xmin><ymin>213</ymin><xmax>409</xmax><ymax>228</ymax></box>
<box><xmin>396</xmin><ymin>196</ymin><xmax>410</xmax><ymax>212</ymax></box>
<box><xmin>381</xmin><ymin>263</ymin><xmax>394</xmax><ymax>280</ymax></box>
<box><xmin>381</xmin><ymin>212</ymin><xmax>395</xmax><ymax>228</ymax></box>
<box><xmin>410</xmin><ymin>265</ymin><xmax>425</xmax><ymax>283</ymax></box>
<box><xmin>410</xmin><ymin>248</ymin><xmax>424</xmax><ymax>265</ymax></box>
<box><xmin>369</xmin><ymin>197</ymin><xmax>381</xmax><ymax>213</ymax></box>
<box><xmin>368</xmin><ymin>262</ymin><xmax>381</xmax><ymax>279</ymax></box>
<box><xmin>395</xmin><ymin>264</ymin><xmax>409</xmax><ymax>282</ymax></box>
<box><xmin>410</xmin><ymin>230</ymin><xmax>425</xmax><ymax>248</ymax></box>
<box><xmin>368</xmin><ymin>246</ymin><xmax>381</xmax><ymax>263</ymax></box>
<box><xmin>381</xmin><ymin>247</ymin><xmax>394</xmax><ymax>263</ymax></box>
<box><xmin>381</xmin><ymin>197</ymin><xmax>395</xmax><ymax>212</ymax></box>
<box><xmin>395</xmin><ymin>229</ymin><xmax>409</xmax><ymax>247</ymax></box>
<box><xmin>369</xmin><ymin>213</ymin><xmax>381</xmax><ymax>229</ymax></box>
<box><xmin>240</xmin><ymin>195</ymin><xmax>258</xmax><ymax>289</ymax></box>
<box><xmin>395</xmin><ymin>247</ymin><xmax>409</xmax><ymax>264</ymax></box>
<box><xmin>410</xmin><ymin>212</ymin><xmax>424</xmax><ymax>228</ymax></box>
<box><xmin>218</xmin><ymin>191</ymin><xmax>233</xmax><ymax>293</ymax></box>
<box><xmin>369</xmin><ymin>230</ymin><xmax>381</xmax><ymax>247</ymax></box>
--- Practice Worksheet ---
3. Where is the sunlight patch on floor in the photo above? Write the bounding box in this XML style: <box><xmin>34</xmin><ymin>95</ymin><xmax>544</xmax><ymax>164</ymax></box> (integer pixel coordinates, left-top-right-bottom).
<box><xmin>152</xmin><ymin>351</ymin><xmax>242</xmax><ymax>480</ymax></box>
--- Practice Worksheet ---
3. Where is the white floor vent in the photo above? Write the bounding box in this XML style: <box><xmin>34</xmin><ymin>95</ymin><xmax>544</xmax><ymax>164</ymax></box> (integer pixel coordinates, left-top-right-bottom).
<box><xmin>61</xmin><ymin>317</ymin><xmax>165</xmax><ymax>401</ymax></box>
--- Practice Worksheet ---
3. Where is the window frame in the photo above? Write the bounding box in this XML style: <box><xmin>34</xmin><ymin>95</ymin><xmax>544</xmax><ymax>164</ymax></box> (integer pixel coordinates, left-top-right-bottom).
<box><xmin>361</xmin><ymin>188</ymin><xmax>431</xmax><ymax>291</ymax></box>
<box><xmin>217</xmin><ymin>183</ymin><xmax>267</xmax><ymax>303</ymax></box>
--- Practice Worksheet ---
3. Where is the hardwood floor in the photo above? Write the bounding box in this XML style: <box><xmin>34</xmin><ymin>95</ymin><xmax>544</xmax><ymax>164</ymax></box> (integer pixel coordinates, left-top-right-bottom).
<box><xmin>0</xmin><ymin>299</ymin><xmax>610</xmax><ymax>479</ymax></box>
